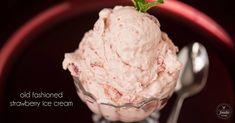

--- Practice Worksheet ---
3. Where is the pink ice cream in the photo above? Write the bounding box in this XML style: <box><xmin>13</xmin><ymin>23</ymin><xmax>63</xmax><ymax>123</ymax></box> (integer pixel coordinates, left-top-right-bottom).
<box><xmin>63</xmin><ymin>6</ymin><xmax>181</xmax><ymax>122</ymax></box>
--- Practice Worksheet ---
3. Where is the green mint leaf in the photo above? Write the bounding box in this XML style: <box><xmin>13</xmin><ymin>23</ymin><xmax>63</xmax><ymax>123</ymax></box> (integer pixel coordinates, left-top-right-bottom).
<box><xmin>132</xmin><ymin>0</ymin><xmax>164</xmax><ymax>12</ymax></box>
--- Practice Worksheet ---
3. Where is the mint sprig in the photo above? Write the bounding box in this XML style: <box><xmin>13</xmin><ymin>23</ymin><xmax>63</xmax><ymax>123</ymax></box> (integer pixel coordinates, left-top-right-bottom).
<box><xmin>132</xmin><ymin>0</ymin><xmax>164</xmax><ymax>12</ymax></box>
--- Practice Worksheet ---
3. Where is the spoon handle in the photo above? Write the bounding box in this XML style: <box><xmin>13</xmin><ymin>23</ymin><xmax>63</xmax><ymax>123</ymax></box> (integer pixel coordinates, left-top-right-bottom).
<box><xmin>167</xmin><ymin>95</ymin><xmax>185</xmax><ymax>123</ymax></box>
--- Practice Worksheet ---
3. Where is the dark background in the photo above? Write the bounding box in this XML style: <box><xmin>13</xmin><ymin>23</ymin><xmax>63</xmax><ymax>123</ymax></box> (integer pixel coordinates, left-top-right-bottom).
<box><xmin>0</xmin><ymin>0</ymin><xmax>234</xmax><ymax>123</ymax></box>
<box><xmin>0</xmin><ymin>0</ymin><xmax>235</xmax><ymax>48</ymax></box>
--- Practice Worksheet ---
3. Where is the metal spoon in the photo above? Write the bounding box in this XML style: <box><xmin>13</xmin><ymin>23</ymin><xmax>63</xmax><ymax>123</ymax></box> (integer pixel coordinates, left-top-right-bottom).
<box><xmin>167</xmin><ymin>42</ymin><xmax>209</xmax><ymax>123</ymax></box>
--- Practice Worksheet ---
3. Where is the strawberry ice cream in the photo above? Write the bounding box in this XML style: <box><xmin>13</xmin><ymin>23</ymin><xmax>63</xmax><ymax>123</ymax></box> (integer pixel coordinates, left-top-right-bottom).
<box><xmin>63</xmin><ymin>6</ymin><xmax>181</xmax><ymax>122</ymax></box>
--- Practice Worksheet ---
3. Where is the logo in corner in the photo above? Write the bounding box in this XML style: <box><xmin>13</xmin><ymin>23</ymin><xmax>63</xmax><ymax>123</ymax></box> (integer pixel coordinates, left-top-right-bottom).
<box><xmin>216</xmin><ymin>103</ymin><xmax>233</xmax><ymax>119</ymax></box>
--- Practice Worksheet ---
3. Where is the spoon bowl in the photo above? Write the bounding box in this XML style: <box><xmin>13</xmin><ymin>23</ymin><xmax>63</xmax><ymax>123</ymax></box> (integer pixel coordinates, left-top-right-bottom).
<box><xmin>177</xmin><ymin>42</ymin><xmax>209</xmax><ymax>97</ymax></box>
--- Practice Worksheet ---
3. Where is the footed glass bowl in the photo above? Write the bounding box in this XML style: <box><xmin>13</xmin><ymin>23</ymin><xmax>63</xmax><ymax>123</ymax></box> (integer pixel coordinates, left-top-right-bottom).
<box><xmin>73</xmin><ymin>77</ymin><xmax>169</xmax><ymax>122</ymax></box>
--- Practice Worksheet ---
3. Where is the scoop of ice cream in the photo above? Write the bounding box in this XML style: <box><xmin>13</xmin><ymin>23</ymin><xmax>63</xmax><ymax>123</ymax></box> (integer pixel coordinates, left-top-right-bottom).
<box><xmin>63</xmin><ymin>5</ymin><xmax>181</xmax><ymax>115</ymax></box>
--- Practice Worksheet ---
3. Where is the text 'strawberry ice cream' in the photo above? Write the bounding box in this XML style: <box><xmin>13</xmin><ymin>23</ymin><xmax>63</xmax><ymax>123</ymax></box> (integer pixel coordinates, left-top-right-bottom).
<box><xmin>63</xmin><ymin>6</ymin><xmax>181</xmax><ymax>122</ymax></box>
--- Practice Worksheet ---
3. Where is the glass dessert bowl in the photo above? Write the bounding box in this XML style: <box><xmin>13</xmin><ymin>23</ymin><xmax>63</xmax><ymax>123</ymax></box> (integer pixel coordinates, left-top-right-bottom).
<box><xmin>73</xmin><ymin>77</ymin><xmax>169</xmax><ymax>122</ymax></box>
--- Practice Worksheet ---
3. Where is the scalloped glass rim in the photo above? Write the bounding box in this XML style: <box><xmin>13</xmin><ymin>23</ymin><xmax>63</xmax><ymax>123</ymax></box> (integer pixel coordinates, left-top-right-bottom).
<box><xmin>73</xmin><ymin>76</ymin><xmax>169</xmax><ymax>110</ymax></box>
